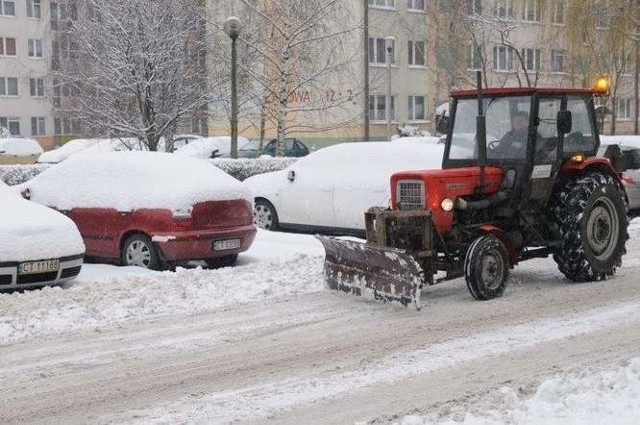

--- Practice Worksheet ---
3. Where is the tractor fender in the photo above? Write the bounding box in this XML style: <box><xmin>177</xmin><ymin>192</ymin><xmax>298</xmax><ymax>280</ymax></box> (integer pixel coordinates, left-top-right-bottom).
<box><xmin>561</xmin><ymin>156</ymin><xmax>623</xmax><ymax>184</ymax></box>
<box><xmin>477</xmin><ymin>224</ymin><xmax>519</xmax><ymax>266</ymax></box>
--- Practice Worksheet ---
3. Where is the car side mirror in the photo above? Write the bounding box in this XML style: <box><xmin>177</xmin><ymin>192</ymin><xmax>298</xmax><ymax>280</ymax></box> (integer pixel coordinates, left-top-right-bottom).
<box><xmin>287</xmin><ymin>170</ymin><xmax>295</xmax><ymax>182</ymax></box>
<box><xmin>557</xmin><ymin>110</ymin><xmax>572</xmax><ymax>134</ymax></box>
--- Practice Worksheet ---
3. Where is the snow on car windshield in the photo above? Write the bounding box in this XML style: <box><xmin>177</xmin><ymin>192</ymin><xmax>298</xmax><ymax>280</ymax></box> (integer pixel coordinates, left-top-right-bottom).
<box><xmin>26</xmin><ymin>151</ymin><xmax>251</xmax><ymax>212</ymax></box>
<box><xmin>0</xmin><ymin>138</ymin><xmax>44</xmax><ymax>156</ymax></box>
<box><xmin>0</xmin><ymin>190</ymin><xmax>84</xmax><ymax>261</ymax></box>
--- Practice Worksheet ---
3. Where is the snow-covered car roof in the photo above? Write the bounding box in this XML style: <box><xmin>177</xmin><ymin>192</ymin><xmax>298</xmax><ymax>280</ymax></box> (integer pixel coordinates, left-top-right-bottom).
<box><xmin>37</xmin><ymin>138</ymin><xmax>147</xmax><ymax>163</ymax></box>
<box><xmin>25</xmin><ymin>151</ymin><xmax>251</xmax><ymax>212</ymax></box>
<box><xmin>174</xmin><ymin>136</ymin><xmax>252</xmax><ymax>158</ymax></box>
<box><xmin>0</xmin><ymin>186</ymin><xmax>85</xmax><ymax>262</ymax></box>
<box><xmin>600</xmin><ymin>135</ymin><xmax>640</xmax><ymax>149</ymax></box>
<box><xmin>0</xmin><ymin>138</ymin><xmax>44</xmax><ymax>157</ymax></box>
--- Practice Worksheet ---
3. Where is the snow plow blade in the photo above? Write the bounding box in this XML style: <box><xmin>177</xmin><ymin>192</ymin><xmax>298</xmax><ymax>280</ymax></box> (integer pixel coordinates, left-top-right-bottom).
<box><xmin>316</xmin><ymin>235</ymin><xmax>423</xmax><ymax>309</ymax></box>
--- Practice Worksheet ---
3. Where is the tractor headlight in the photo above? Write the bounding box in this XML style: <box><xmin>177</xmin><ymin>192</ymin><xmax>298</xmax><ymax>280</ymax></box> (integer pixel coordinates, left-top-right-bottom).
<box><xmin>441</xmin><ymin>198</ymin><xmax>454</xmax><ymax>211</ymax></box>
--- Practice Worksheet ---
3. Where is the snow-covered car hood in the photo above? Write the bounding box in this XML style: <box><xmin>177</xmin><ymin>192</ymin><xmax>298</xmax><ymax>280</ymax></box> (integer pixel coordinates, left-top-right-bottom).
<box><xmin>0</xmin><ymin>190</ymin><xmax>85</xmax><ymax>261</ymax></box>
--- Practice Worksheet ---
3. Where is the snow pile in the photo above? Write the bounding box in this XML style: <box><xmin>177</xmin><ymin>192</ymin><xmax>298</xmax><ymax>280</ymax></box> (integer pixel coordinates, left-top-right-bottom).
<box><xmin>37</xmin><ymin>137</ymin><xmax>148</xmax><ymax>163</ymax></box>
<box><xmin>0</xmin><ymin>231</ymin><xmax>325</xmax><ymax>346</ymax></box>
<box><xmin>174</xmin><ymin>136</ymin><xmax>252</xmax><ymax>159</ymax></box>
<box><xmin>402</xmin><ymin>358</ymin><xmax>640</xmax><ymax>424</ymax></box>
<box><xmin>25</xmin><ymin>151</ymin><xmax>251</xmax><ymax>211</ymax></box>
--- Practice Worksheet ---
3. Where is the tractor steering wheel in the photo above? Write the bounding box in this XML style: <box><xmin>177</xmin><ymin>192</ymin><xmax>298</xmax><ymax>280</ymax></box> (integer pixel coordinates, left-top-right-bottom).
<box><xmin>565</xmin><ymin>131</ymin><xmax>584</xmax><ymax>151</ymax></box>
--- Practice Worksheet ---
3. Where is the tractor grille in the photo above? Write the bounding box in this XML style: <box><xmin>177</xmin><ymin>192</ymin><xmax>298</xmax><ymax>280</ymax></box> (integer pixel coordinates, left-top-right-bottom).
<box><xmin>396</xmin><ymin>180</ymin><xmax>425</xmax><ymax>210</ymax></box>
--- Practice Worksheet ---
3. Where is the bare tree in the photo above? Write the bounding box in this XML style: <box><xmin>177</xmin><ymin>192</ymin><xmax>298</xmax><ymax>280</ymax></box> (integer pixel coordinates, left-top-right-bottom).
<box><xmin>52</xmin><ymin>0</ymin><xmax>216</xmax><ymax>151</ymax></box>
<box><xmin>227</xmin><ymin>0</ymin><xmax>362</xmax><ymax>156</ymax></box>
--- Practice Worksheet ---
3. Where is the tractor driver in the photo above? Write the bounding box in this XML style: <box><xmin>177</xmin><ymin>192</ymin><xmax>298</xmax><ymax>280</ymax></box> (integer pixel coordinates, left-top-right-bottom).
<box><xmin>492</xmin><ymin>110</ymin><xmax>530</xmax><ymax>158</ymax></box>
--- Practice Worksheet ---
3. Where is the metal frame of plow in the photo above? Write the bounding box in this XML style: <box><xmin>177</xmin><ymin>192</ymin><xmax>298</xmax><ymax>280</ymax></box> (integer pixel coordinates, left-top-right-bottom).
<box><xmin>316</xmin><ymin>235</ymin><xmax>424</xmax><ymax>310</ymax></box>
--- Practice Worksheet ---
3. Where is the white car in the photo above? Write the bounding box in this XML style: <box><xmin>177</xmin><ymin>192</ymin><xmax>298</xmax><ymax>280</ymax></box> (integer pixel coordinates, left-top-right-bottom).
<box><xmin>0</xmin><ymin>138</ymin><xmax>44</xmax><ymax>164</ymax></box>
<box><xmin>173</xmin><ymin>136</ymin><xmax>252</xmax><ymax>159</ymax></box>
<box><xmin>37</xmin><ymin>137</ymin><xmax>144</xmax><ymax>163</ymax></box>
<box><xmin>242</xmin><ymin>141</ymin><xmax>445</xmax><ymax>237</ymax></box>
<box><xmin>0</xmin><ymin>180</ymin><xmax>85</xmax><ymax>289</ymax></box>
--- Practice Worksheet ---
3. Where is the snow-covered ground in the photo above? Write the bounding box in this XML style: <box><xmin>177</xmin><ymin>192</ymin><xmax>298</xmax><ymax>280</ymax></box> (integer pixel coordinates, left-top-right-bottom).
<box><xmin>1</xmin><ymin>221</ymin><xmax>640</xmax><ymax>423</ymax></box>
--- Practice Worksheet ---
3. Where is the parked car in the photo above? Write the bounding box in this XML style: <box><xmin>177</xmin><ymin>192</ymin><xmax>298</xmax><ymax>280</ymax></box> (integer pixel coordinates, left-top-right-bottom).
<box><xmin>21</xmin><ymin>152</ymin><xmax>256</xmax><ymax>269</ymax></box>
<box><xmin>173</xmin><ymin>136</ymin><xmax>252</xmax><ymax>159</ymax></box>
<box><xmin>238</xmin><ymin>138</ymin><xmax>310</xmax><ymax>158</ymax></box>
<box><xmin>0</xmin><ymin>180</ymin><xmax>84</xmax><ymax>289</ymax></box>
<box><xmin>242</xmin><ymin>141</ymin><xmax>444</xmax><ymax>237</ymax></box>
<box><xmin>598</xmin><ymin>137</ymin><xmax>640</xmax><ymax>217</ymax></box>
<box><xmin>37</xmin><ymin>137</ymin><xmax>144</xmax><ymax>164</ymax></box>
<box><xmin>0</xmin><ymin>137</ymin><xmax>44</xmax><ymax>164</ymax></box>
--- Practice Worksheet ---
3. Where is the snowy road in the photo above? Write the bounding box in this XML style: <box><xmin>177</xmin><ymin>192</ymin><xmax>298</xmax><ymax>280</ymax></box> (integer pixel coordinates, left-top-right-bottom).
<box><xmin>1</xmin><ymin>226</ymin><xmax>640</xmax><ymax>424</ymax></box>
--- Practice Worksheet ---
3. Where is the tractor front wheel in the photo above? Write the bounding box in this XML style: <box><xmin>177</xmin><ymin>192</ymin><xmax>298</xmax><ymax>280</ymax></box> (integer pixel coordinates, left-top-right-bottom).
<box><xmin>464</xmin><ymin>235</ymin><xmax>510</xmax><ymax>300</ymax></box>
<box><xmin>551</xmin><ymin>172</ymin><xmax>628</xmax><ymax>281</ymax></box>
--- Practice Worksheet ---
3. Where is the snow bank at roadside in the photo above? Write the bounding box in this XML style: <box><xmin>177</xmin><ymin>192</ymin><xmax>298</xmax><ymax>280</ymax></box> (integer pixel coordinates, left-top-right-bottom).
<box><xmin>401</xmin><ymin>357</ymin><xmax>640</xmax><ymax>424</ymax></box>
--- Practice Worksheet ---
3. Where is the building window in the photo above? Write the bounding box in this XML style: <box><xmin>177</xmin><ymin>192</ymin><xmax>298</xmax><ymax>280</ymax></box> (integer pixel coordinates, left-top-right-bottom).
<box><xmin>0</xmin><ymin>117</ymin><xmax>20</xmax><ymax>135</ymax></box>
<box><xmin>0</xmin><ymin>37</ymin><xmax>17</xmax><ymax>56</ymax></box>
<box><xmin>369</xmin><ymin>94</ymin><xmax>395</xmax><ymax>122</ymax></box>
<box><xmin>408</xmin><ymin>95</ymin><xmax>425</xmax><ymax>120</ymax></box>
<box><xmin>29</xmin><ymin>78</ymin><xmax>44</xmax><ymax>97</ymax></box>
<box><xmin>407</xmin><ymin>0</ymin><xmax>425</xmax><ymax>11</ymax></box>
<box><xmin>551</xmin><ymin>0</ymin><xmax>565</xmax><ymax>24</ymax></box>
<box><xmin>27</xmin><ymin>0</ymin><xmax>41</xmax><ymax>18</ymax></box>
<box><xmin>467</xmin><ymin>0</ymin><xmax>482</xmax><ymax>14</ymax></box>
<box><xmin>0</xmin><ymin>0</ymin><xmax>15</xmax><ymax>16</ymax></box>
<box><xmin>369</xmin><ymin>37</ymin><xmax>395</xmax><ymax>65</ymax></box>
<box><xmin>522</xmin><ymin>48</ymin><xmax>540</xmax><ymax>72</ymax></box>
<box><xmin>522</xmin><ymin>0</ymin><xmax>539</xmax><ymax>21</ymax></box>
<box><xmin>594</xmin><ymin>0</ymin><xmax>607</xmax><ymax>29</ymax></box>
<box><xmin>368</xmin><ymin>0</ymin><xmax>396</xmax><ymax>9</ymax></box>
<box><xmin>494</xmin><ymin>0</ymin><xmax>513</xmax><ymax>19</ymax></box>
<box><xmin>550</xmin><ymin>49</ymin><xmax>564</xmax><ymax>73</ymax></box>
<box><xmin>0</xmin><ymin>77</ymin><xmax>18</xmax><ymax>96</ymax></box>
<box><xmin>618</xmin><ymin>98</ymin><xmax>632</xmax><ymax>120</ymax></box>
<box><xmin>31</xmin><ymin>117</ymin><xmax>45</xmax><ymax>136</ymax></box>
<box><xmin>408</xmin><ymin>40</ymin><xmax>425</xmax><ymax>66</ymax></box>
<box><xmin>54</xmin><ymin>117</ymin><xmax>80</xmax><ymax>135</ymax></box>
<box><xmin>493</xmin><ymin>45</ymin><xmax>514</xmax><ymax>71</ymax></box>
<box><xmin>28</xmin><ymin>39</ymin><xmax>43</xmax><ymax>58</ymax></box>
<box><xmin>469</xmin><ymin>44</ymin><xmax>482</xmax><ymax>70</ymax></box>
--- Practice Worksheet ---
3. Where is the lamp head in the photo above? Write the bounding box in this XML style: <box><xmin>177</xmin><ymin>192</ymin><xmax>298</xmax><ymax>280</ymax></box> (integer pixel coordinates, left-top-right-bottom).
<box><xmin>223</xmin><ymin>16</ymin><xmax>243</xmax><ymax>39</ymax></box>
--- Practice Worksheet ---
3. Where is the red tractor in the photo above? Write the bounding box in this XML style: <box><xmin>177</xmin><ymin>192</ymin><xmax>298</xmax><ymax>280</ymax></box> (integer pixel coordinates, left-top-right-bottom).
<box><xmin>318</xmin><ymin>75</ymin><xmax>628</xmax><ymax>308</ymax></box>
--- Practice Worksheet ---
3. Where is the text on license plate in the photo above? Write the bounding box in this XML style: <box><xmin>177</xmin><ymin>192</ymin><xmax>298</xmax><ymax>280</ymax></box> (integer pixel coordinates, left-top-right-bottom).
<box><xmin>19</xmin><ymin>259</ymin><xmax>60</xmax><ymax>275</ymax></box>
<box><xmin>213</xmin><ymin>239</ymin><xmax>241</xmax><ymax>251</ymax></box>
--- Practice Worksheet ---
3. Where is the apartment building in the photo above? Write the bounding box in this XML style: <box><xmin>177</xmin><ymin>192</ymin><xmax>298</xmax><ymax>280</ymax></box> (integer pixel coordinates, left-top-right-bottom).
<box><xmin>0</xmin><ymin>0</ymin><xmax>57</xmax><ymax>148</ymax></box>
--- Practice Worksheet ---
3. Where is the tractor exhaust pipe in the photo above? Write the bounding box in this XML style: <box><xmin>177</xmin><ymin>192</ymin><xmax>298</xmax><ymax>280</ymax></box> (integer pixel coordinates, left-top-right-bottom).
<box><xmin>476</xmin><ymin>71</ymin><xmax>487</xmax><ymax>190</ymax></box>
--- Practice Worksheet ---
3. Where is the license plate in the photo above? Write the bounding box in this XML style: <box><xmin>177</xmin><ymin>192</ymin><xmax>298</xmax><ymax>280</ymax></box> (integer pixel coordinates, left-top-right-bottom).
<box><xmin>213</xmin><ymin>239</ymin><xmax>241</xmax><ymax>251</ymax></box>
<box><xmin>18</xmin><ymin>259</ymin><xmax>60</xmax><ymax>275</ymax></box>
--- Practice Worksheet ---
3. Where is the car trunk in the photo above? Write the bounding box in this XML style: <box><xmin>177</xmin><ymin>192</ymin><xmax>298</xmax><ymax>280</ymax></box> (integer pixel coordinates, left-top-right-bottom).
<box><xmin>191</xmin><ymin>200</ymin><xmax>253</xmax><ymax>229</ymax></box>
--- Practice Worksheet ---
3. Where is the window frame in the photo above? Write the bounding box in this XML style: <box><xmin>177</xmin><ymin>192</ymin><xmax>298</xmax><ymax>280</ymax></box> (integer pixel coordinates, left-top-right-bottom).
<box><xmin>0</xmin><ymin>37</ymin><xmax>17</xmax><ymax>56</ymax></box>
<box><xmin>493</xmin><ymin>45</ymin><xmax>514</xmax><ymax>71</ymax></box>
<box><xmin>369</xmin><ymin>94</ymin><xmax>395</xmax><ymax>122</ymax></box>
<box><xmin>408</xmin><ymin>95</ymin><xmax>426</xmax><ymax>121</ymax></box>
<box><xmin>407</xmin><ymin>0</ymin><xmax>425</xmax><ymax>12</ymax></box>
<box><xmin>522</xmin><ymin>0</ymin><xmax>540</xmax><ymax>22</ymax></box>
<box><xmin>29</xmin><ymin>77</ymin><xmax>45</xmax><ymax>97</ymax></box>
<box><xmin>551</xmin><ymin>0</ymin><xmax>565</xmax><ymax>24</ymax></box>
<box><xmin>618</xmin><ymin>98</ymin><xmax>632</xmax><ymax>120</ymax></box>
<box><xmin>368</xmin><ymin>0</ymin><xmax>396</xmax><ymax>10</ymax></box>
<box><xmin>0</xmin><ymin>76</ymin><xmax>19</xmax><ymax>96</ymax></box>
<box><xmin>28</xmin><ymin>38</ymin><xmax>43</xmax><ymax>58</ymax></box>
<box><xmin>494</xmin><ymin>0</ymin><xmax>513</xmax><ymax>20</ymax></box>
<box><xmin>369</xmin><ymin>36</ymin><xmax>395</xmax><ymax>65</ymax></box>
<box><xmin>407</xmin><ymin>40</ymin><xmax>425</xmax><ymax>67</ymax></box>
<box><xmin>550</xmin><ymin>49</ymin><xmax>565</xmax><ymax>73</ymax></box>
<box><xmin>27</xmin><ymin>0</ymin><xmax>41</xmax><ymax>18</ymax></box>
<box><xmin>0</xmin><ymin>0</ymin><xmax>16</xmax><ymax>16</ymax></box>
<box><xmin>0</xmin><ymin>117</ymin><xmax>20</xmax><ymax>135</ymax></box>
<box><xmin>522</xmin><ymin>48</ymin><xmax>540</xmax><ymax>72</ymax></box>
<box><xmin>31</xmin><ymin>116</ymin><xmax>46</xmax><ymax>136</ymax></box>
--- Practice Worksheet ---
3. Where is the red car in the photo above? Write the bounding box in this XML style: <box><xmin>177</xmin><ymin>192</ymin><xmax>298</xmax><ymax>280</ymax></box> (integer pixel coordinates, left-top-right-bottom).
<box><xmin>22</xmin><ymin>151</ymin><xmax>256</xmax><ymax>270</ymax></box>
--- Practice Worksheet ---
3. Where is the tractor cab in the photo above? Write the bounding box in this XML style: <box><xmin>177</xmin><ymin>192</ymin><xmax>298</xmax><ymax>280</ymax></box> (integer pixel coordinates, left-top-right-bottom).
<box><xmin>441</xmin><ymin>88</ymin><xmax>602</xmax><ymax>213</ymax></box>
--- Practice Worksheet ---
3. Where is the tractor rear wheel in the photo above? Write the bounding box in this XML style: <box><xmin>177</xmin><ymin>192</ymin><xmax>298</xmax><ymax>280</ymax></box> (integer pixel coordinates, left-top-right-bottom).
<box><xmin>464</xmin><ymin>235</ymin><xmax>510</xmax><ymax>300</ymax></box>
<box><xmin>551</xmin><ymin>172</ymin><xmax>628</xmax><ymax>281</ymax></box>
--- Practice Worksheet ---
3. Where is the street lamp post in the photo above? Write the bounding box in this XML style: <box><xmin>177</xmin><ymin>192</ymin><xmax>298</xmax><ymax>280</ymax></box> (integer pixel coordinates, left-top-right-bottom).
<box><xmin>223</xmin><ymin>16</ymin><xmax>243</xmax><ymax>158</ymax></box>
<box><xmin>385</xmin><ymin>36</ymin><xmax>394</xmax><ymax>141</ymax></box>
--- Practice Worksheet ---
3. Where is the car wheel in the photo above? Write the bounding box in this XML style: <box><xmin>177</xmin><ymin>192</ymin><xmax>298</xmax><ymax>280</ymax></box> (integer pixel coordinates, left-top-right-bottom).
<box><xmin>121</xmin><ymin>233</ymin><xmax>161</xmax><ymax>270</ymax></box>
<box><xmin>205</xmin><ymin>254</ymin><xmax>238</xmax><ymax>269</ymax></box>
<box><xmin>254</xmin><ymin>199</ymin><xmax>279</xmax><ymax>231</ymax></box>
